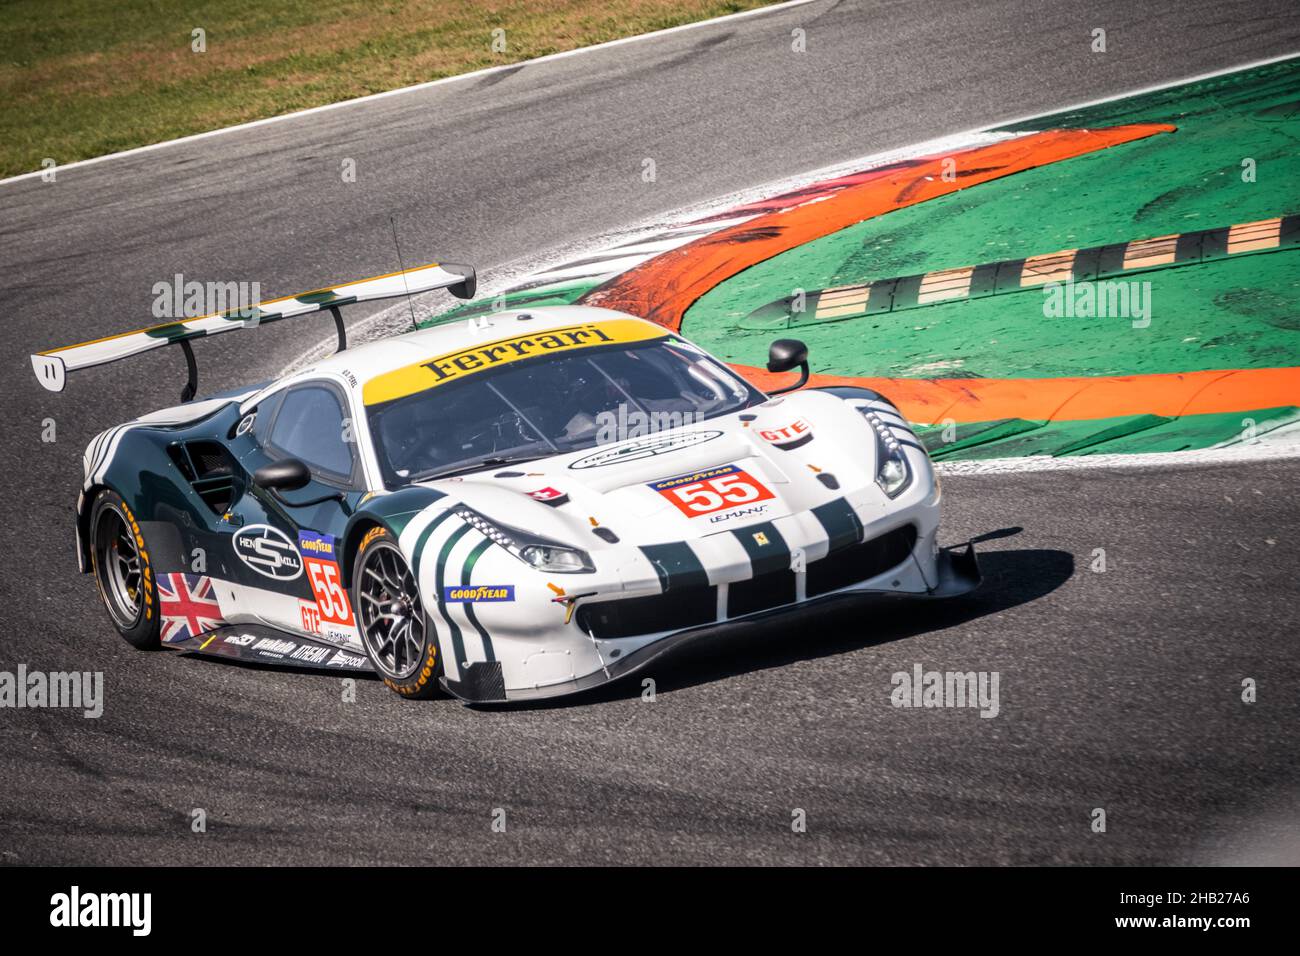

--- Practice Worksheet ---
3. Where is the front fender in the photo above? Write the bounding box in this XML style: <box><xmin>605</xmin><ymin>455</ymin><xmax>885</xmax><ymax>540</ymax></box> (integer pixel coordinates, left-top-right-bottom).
<box><xmin>339</xmin><ymin>486</ymin><xmax>448</xmax><ymax>582</ymax></box>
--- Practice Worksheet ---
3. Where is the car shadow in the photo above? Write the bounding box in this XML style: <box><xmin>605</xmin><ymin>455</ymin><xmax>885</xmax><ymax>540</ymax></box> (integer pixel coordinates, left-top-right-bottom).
<box><xmin>490</xmin><ymin>543</ymin><xmax>1074</xmax><ymax>710</ymax></box>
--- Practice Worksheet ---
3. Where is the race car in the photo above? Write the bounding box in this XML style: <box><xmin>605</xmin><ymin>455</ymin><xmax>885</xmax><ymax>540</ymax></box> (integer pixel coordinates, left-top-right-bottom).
<box><xmin>32</xmin><ymin>261</ymin><xmax>979</xmax><ymax>703</ymax></box>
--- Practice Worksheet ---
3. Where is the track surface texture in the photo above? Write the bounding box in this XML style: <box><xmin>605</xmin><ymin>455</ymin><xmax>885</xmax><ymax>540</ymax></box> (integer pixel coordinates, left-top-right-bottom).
<box><xmin>1</xmin><ymin>0</ymin><xmax>1298</xmax><ymax>864</ymax></box>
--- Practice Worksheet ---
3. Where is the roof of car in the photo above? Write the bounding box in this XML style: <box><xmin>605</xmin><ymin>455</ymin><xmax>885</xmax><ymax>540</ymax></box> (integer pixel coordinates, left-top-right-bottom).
<box><xmin>295</xmin><ymin>305</ymin><xmax>670</xmax><ymax>403</ymax></box>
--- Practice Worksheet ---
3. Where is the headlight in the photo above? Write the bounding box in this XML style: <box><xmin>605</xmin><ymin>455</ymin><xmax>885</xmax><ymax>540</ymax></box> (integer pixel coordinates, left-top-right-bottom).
<box><xmin>455</xmin><ymin>508</ymin><xmax>594</xmax><ymax>573</ymax></box>
<box><xmin>861</xmin><ymin>409</ymin><xmax>912</xmax><ymax>498</ymax></box>
<box><xmin>520</xmin><ymin>545</ymin><xmax>589</xmax><ymax>572</ymax></box>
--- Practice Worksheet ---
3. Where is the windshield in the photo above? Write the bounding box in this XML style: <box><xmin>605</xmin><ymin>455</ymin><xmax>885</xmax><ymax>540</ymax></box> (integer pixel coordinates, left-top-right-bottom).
<box><xmin>367</xmin><ymin>336</ymin><xmax>764</xmax><ymax>485</ymax></box>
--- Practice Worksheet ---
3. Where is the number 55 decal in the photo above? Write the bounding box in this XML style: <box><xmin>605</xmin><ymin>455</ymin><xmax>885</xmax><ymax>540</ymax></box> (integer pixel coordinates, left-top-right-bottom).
<box><xmin>649</xmin><ymin>464</ymin><xmax>775</xmax><ymax>518</ymax></box>
<box><xmin>299</xmin><ymin>531</ymin><xmax>356</xmax><ymax>627</ymax></box>
<box><xmin>306</xmin><ymin>561</ymin><xmax>353</xmax><ymax>625</ymax></box>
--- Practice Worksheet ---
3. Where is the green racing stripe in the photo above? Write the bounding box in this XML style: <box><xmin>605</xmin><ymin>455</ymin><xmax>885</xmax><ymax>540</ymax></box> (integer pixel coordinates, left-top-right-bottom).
<box><xmin>433</xmin><ymin>523</ymin><xmax>473</xmax><ymax>671</ymax></box>
<box><xmin>458</xmin><ymin>537</ymin><xmax>498</xmax><ymax>662</ymax></box>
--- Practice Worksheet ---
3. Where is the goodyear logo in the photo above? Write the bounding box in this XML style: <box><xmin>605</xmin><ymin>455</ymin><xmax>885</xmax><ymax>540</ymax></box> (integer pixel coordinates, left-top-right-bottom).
<box><xmin>363</xmin><ymin>319</ymin><xmax>666</xmax><ymax>405</ymax></box>
<box><xmin>298</xmin><ymin>530</ymin><xmax>336</xmax><ymax>559</ymax></box>
<box><xmin>443</xmin><ymin>585</ymin><xmax>515</xmax><ymax>603</ymax></box>
<box><xmin>648</xmin><ymin>463</ymin><xmax>739</xmax><ymax>492</ymax></box>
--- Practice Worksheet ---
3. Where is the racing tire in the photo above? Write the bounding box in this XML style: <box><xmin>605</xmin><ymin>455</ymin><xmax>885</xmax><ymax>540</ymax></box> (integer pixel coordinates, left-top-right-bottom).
<box><xmin>89</xmin><ymin>489</ymin><xmax>161</xmax><ymax>650</ymax></box>
<box><xmin>352</xmin><ymin>526</ymin><xmax>442</xmax><ymax>700</ymax></box>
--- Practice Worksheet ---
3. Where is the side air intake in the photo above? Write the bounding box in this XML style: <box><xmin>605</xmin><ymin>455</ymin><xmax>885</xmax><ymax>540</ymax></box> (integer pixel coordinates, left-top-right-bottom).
<box><xmin>168</xmin><ymin>441</ymin><xmax>238</xmax><ymax>515</ymax></box>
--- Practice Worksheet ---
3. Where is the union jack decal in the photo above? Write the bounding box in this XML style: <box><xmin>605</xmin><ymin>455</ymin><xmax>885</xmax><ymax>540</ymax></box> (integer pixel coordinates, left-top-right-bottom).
<box><xmin>159</xmin><ymin>573</ymin><xmax>225</xmax><ymax>644</ymax></box>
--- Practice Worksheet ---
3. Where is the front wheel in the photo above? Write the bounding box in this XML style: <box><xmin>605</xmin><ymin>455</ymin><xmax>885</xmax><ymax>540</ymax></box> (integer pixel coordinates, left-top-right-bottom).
<box><xmin>89</xmin><ymin>489</ymin><xmax>160</xmax><ymax>650</ymax></box>
<box><xmin>352</xmin><ymin>526</ymin><xmax>442</xmax><ymax>699</ymax></box>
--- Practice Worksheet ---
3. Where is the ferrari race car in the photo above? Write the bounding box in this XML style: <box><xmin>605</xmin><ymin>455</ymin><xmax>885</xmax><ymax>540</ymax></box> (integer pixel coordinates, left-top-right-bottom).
<box><xmin>32</xmin><ymin>261</ymin><xmax>979</xmax><ymax>703</ymax></box>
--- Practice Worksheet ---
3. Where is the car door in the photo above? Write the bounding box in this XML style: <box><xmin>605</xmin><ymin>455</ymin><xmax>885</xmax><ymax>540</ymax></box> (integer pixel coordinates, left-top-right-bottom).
<box><xmin>225</xmin><ymin>379</ymin><xmax>365</xmax><ymax>645</ymax></box>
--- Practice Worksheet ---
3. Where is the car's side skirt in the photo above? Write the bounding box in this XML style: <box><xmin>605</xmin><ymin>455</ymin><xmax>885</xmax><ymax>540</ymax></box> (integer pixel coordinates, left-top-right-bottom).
<box><xmin>165</xmin><ymin>624</ymin><xmax>373</xmax><ymax>673</ymax></box>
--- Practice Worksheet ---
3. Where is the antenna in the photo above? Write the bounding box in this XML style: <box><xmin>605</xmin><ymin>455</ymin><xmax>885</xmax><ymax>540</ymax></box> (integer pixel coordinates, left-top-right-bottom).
<box><xmin>389</xmin><ymin>214</ymin><xmax>419</xmax><ymax>333</ymax></box>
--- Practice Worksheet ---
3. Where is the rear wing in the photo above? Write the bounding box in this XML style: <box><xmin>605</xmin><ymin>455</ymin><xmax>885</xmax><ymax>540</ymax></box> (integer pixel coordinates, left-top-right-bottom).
<box><xmin>31</xmin><ymin>260</ymin><xmax>476</xmax><ymax>400</ymax></box>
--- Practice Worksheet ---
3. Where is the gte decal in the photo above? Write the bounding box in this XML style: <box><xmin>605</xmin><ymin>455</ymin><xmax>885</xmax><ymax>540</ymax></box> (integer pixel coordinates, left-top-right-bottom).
<box><xmin>649</xmin><ymin>463</ymin><xmax>775</xmax><ymax>518</ymax></box>
<box><xmin>443</xmin><ymin>585</ymin><xmax>515</xmax><ymax>602</ymax></box>
<box><xmin>759</xmin><ymin>418</ymin><xmax>813</xmax><ymax>450</ymax></box>
<box><xmin>232</xmin><ymin>524</ymin><xmax>303</xmax><ymax>580</ymax></box>
<box><xmin>300</xmin><ymin>601</ymin><xmax>323</xmax><ymax>636</ymax></box>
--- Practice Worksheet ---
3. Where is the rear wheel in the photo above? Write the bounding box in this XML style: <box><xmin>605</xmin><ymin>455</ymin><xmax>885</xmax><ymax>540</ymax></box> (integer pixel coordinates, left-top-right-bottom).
<box><xmin>352</xmin><ymin>526</ymin><xmax>442</xmax><ymax>699</ymax></box>
<box><xmin>89</xmin><ymin>489</ymin><xmax>160</xmax><ymax>650</ymax></box>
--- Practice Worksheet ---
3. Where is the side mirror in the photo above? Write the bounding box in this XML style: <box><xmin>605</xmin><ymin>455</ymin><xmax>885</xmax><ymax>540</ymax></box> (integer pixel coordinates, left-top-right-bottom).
<box><xmin>253</xmin><ymin>458</ymin><xmax>311</xmax><ymax>492</ymax></box>
<box><xmin>252</xmin><ymin>458</ymin><xmax>351</xmax><ymax>513</ymax></box>
<box><xmin>766</xmin><ymin>338</ymin><xmax>809</xmax><ymax>395</ymax></box>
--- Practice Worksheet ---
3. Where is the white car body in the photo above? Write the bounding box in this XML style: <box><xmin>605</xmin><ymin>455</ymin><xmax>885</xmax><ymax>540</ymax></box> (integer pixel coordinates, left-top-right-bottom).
<box><xmin>256</xmin><ymin>304</ymin><xmax>975</xmax><ymax>701</ymax></box>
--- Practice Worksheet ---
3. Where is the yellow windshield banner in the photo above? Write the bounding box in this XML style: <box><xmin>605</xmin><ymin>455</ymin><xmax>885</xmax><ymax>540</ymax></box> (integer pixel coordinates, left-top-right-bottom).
<box><xmin>363</xmin><ymin>319</ymin><xmax>667</xmax><ymax>405</ymax></box>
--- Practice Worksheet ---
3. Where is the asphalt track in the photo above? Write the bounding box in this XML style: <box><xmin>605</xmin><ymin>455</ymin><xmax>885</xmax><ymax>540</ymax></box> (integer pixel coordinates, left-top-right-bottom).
<box><xmin>1</xmin><ymin>0</ymin><xmax>1299</xmax><ymax>865</ymax></box>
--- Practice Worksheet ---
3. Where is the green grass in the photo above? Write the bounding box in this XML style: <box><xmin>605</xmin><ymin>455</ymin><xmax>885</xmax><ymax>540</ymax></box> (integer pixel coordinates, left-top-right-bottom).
<box><xmin>0</xmin><ymin>0</ymin><xmax>771</xmax><ymax>177</ymax></box>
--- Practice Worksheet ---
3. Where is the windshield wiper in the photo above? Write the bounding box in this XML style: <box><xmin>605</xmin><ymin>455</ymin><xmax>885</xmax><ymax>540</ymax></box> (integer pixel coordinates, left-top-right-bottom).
<box><xmin>418</xmin><ymin>454</ymin><xmax>551</xmax><ymax>482</ymax></box>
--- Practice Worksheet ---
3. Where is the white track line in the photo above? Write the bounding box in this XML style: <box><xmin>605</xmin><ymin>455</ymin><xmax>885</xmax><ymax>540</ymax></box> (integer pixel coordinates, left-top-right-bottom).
<box><xmin>936</xmin><ymin>421</ymin><xmax>1300</xmax><ymax>475</ymax></box>
<box><xmin>0</xmin><ymin>0</ymin><xmax>817</xmax><ymax>187</ymax></box>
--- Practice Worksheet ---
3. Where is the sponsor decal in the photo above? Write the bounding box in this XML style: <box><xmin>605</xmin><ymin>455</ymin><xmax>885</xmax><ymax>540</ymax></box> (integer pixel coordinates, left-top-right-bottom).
<box><xmin>758</xmin><ymin>418</ymin><xmax>813</xmax><ymax>450</ymax></box>
<box><xmin>443</xmin><ymin>585</ymin><xmax>516</xmax><ymax>603</ymax></box>
<box><xmin>753</xmin><ymin>531</ymin><xmax>771</xmax><ymax>546</ymax></box>
<box><xmin>215</xmin><ymin>631</ymin><xmax>364</xmax><ymax>668</ymax></box>
<box><xmin>299</xmin><ymin>531</ymin><xmax>355</xmax><ymax>629</ymax></box>
<box><xmin>569</xmin><ymin>429</ymin><xmax>723</xmax><ymax>470</ymax></box>
<box><xmin>158</xmin><ymin>573</ymin><xmax>225</xmax><ymax>644</ymax></box>
<box><xmin>359</xmin><ymin>525</ymin><xmax>385</xmax><ymax>552</ymax></box>
<box><xmin>708</xmin><ymin>503</ymin><xmax>770</xmax><ymax>524</ymax></box>
<box><xmin>649</xmin><ymin>463</ymin><xmax>776</xmax><ymax>518</ymax></box>
<box><xmin>364</xmin><ymin>319</ymin><xmax>666</xmax><ymax>404</ymax></box>
<box><xmin>297</xmin><ymin>530</ymin><xmax>337</xmax><ymax>559</ymax></box>
<box><xmin>290</xmin><ymin>644</ymin><xmax>331</xmax><ymax>665</ymax></box>
<box><xmin>527</xmin><ymin>486</ymin><xmax>569</xmax><ymax>506</ymax></box>
<box><xmin>300</xmin><ymin>601</ymin><xmax>322</xmax><ymax>636</ymax></box>
<box><xmin>327</xmin><ymin>649</ymin><xmax>368</xmax><ymax>669</ymax></box>
<box><xmin>232</xmin><ymin>524</ymin><xmax>302</xmax><ymax>580</ymax></box>
<box><xmin>119</xmin><ymin>502</ymin><xmax>153</xmax><ymax>621</ymax></box>
<box><xmin>321</xmin><ymin>624</ymin><xmax>356</xmax><ymax>644</ymax></box>
<box><xmin>253</xmin><ymin>637</ymin><xmax>296</xmax><ymax>658</ymax></box>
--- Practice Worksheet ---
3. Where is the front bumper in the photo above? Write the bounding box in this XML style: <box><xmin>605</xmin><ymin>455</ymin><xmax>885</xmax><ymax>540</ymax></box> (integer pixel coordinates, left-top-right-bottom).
<box><xmin>441</xmin><ymin>542</ymin><xmax>980</xmax><ymax>704</ymax></box>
